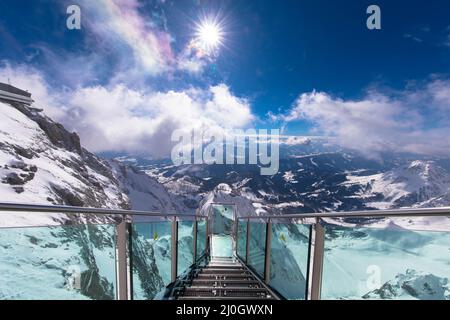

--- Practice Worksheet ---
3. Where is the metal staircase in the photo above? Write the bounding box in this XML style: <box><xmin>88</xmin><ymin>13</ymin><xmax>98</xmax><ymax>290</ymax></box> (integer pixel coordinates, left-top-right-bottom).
<box><xmin>175</xmin><ymin>257</ymin><xmax>277</xmax><ymax>300</ymax></box>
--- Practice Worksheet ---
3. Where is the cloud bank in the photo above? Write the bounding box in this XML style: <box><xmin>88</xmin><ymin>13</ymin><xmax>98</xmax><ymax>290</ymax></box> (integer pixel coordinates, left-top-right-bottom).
<box><xmin>278</xmin><ymin>78</ymin><xmax>450</xmax><ymax>157</ymax></box>
<box><xmin>0</xmin><ymin>63</ymin><xmax>253</xmax><ymax>157</ymax></box>
<box><xmin>4</xmin><ymin>61</ymin><xmax>450</xmax><ymax>160</ymax></box>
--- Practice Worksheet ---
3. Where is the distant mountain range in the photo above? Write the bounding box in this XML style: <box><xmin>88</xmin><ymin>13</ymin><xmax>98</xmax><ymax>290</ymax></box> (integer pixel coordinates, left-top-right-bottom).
<box><xmin>113</xmin><ymin>152</ymin><xmax>450</xmax><ymax>217</ymax></box>
<box><xmin>3</xmin><ymin>97</ymin><xmax>449</xmax><ymax>218</ymax></box>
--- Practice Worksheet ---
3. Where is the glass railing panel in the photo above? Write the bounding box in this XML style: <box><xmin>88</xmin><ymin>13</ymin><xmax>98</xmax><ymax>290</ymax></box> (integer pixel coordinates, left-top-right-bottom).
<box><xmin>131</xmin><ymin>221</ymin><xmax>171</xmax><ymax>300</ymax></box>
<box><xmin>211</xmin><ymin>204</ymin><xmax>234</xmax><ymax>235</ymax></box>
<box><xmin>269</xmin><ymin>223</ymin><xmax>311</xmax><ymax>299</ymax></box>
<box><xmin>177</xmin><ymin>220</ymin><xmax>194</xmax><ymax>277</ymax></box>
<box><xmin>237</xmin><ymin>219</ymin><xmax>247</xmax><ymax>261</ymax></box>
<box><xmin>321</xmin><ymin>219</ymin><xmax>450</xmax><ymax>300</ymax></box>
<box><xmin>247</xmin><ymin>221</ymin><xmax>267</xmax><ymax>277</ymax></box>
<box><xmin>196</xmin><ymin>220</ymin><xmax>207</xmax><ymax>261</ymax></box>
<box><xmin>0</xmin><ymin>223</ymin><xmax>117</xmax><ymax>300</ymax></box>
<box><xmin>210</xmin><ymin>234</ymin><xmax>233</xmax><ymax>258</ymax></box>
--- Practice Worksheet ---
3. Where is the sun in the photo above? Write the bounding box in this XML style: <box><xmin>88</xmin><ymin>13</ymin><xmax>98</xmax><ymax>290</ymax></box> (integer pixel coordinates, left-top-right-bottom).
<box><xmin>199</xmin><ymin>22</ymin><xmax>220</xmax><ymax>47</ymax></box>
<box><xmin>195</xmin><ymin>18</ymin><xmax>224</xmax><ymax>54</ymax></box>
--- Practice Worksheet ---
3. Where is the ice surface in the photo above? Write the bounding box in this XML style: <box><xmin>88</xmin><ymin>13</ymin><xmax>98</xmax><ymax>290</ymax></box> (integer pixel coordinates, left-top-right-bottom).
<box><xmin>211</xmin><ymin>235</ymin><xmax>233</xmax><ymax>257</ymax></box>
<box><xmin>269</xmin><ymin>223</ymin><xmax>310</xmax><ymax>299</ymax></box>
<box><xmin>0</xmin><ymin>224</ymin><xmax>116</xmax><ymax>300</ymax></box>
<box><xmin>321</xmin><ymin>222</ymin><xmax>450</xmax><ymax>300</ymax></box>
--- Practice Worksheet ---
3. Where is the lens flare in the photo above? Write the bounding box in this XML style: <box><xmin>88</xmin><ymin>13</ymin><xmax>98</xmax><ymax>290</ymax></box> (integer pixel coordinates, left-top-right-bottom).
<box><xmin>195</xmin><ymin>18</ymin><xmax>224</xmax><ymax>54</ymax></box>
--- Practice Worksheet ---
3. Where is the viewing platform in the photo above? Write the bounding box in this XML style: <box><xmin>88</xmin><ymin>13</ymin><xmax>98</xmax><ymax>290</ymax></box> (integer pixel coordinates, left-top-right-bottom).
<box><xmin>0</xmin><ymin>202</ymin><xmax>449</xmax><ymax>300</ymax></box>
<box><xmin>0</xmin><ymin>83</ymin><xmax>34</xmax><ymax>105</ymax></box>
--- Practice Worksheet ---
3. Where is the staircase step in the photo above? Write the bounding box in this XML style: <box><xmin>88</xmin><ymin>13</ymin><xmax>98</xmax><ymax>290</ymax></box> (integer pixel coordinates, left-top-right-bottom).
<box><xmin>174</xmin><ymin>255</ymin><xmax>276</xmax><ymax>300</ymax></box>
<box><xmin>210</xmin><ymin>258</ymin><xmax>235</xmax><ymax>262</ymax></box>
<box><xmin>196</xmin><ymin>274</ymin><xmax>255</xmax><ymax>280</ymax></box>
<box><xmin>190</xmin><ymin>280</ymin><xmax>263</xmax><ymax>288</ymax></box>
<box><xmin>185</xmin><ymin>286</ymin><xmax>267</xmax><ymax>291</ymax></box>
<box><xmin>180</xmin><ymin>287</ymin><xmax>271</xmax><ymax>299</ymax></box>
<box><xmin>201</xmin><ymin>268</ymin><xmax>248</xmax><ymax>274</ymax></box>
<box><xmin>204</xmin><ymin>265</ymin><xmax>244</xmax><ymax>269</ymax></box>
<box><xmin>207</xmin><ymin>264</ymin><xmax>241</xmax><ymax>268</ymax></box>
<box><xmin>178</xmin><ymin>296</ymin><xmax>274</xmax><ymax>300</ymax></box>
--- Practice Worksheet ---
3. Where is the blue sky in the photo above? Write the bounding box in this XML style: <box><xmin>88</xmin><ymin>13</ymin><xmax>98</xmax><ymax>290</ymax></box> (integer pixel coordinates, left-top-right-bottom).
<box><xmin>0</xmin><ymin>0</ymin><xmax>450</xmax><ymax>157</ymax></box>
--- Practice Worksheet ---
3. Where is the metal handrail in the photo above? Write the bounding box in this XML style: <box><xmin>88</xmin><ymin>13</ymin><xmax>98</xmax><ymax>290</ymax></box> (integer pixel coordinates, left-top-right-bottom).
<box><xmin>237</xmin><ymin>206</ymin><xmax>450</xmax><ymax>219</ymax></box>
<box><xmin>0</xmin><ymin>202</ymin><xmax>199</xmax><ymax>218</ymax></box>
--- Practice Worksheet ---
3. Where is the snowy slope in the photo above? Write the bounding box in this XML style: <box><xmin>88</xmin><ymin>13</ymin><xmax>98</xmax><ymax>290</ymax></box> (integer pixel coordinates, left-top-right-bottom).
<box><xmin>342</xmin><ymin>160</ymin><xmax>450</xmax><ymax>209</ymax></box>
<box><xmin>110</xmin><ymin>161</ymin><xmax>192</xmax><ymax>214</ymax></box>
<box><xmin>363</xmin><ymin>269</ymin><xmax>450</xmax><ymax>300</ymax></box>
<box><xmin>0</xmin><ymin>100</ymin><xmax>188</xmax><ymax>300</ymax></box>
<box><xmin>0</xmin><ymin>101</ymin><xmax>191</xmax><ymax>225</ymax></box>
<box><xmin>321</xmin><ymin>223</ymin><xmax>450</xmax><ymax>300</ymax></box>
<box><xmin>130</xmin><ymin>154</ymin><xmax>450</xmax><ymax>219</ymax></box>
<box><xmin>0</xmin><ymin>101</ymin><xmax>129</xmax><ymax>226</ymax></box>
<box><xmin>197</xmin><ymin>183</ymin><xmax>263</xmax><ymax>217</ymax></box>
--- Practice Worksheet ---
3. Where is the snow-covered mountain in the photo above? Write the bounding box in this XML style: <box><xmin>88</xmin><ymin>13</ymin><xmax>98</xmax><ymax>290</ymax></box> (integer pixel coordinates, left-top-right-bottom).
<box><xmin>363</xmin><ymin>269</ymin><xmax>450</xmax><ymax>300</ymax></box>
<box><xmin>342</xmin><ymin>160</ymin><xmax>450</xmax><ymax>209</ymax></box>
<box><xmin>321</xmin><ymin>223</ymin><xmax>450</xmax><ymax>300</ymax></box>
<box><xmin>125</xmin><ymin>154</ymin><xmax>450</xmax><ymax>217</ymax></box>
<box><xmin>0</xmin><ymin>102</ymin><xmax>122</xmax><ymax>209</ymax></box>
<box><xmin>0</xmin><ymin>100</ymin><xmax>191</xmax><ymax>300</ymax></box>
<box><xmin>139</xmin><ymin>154</ymin><xmax>378</xmax><ymax>215</ymax></box>
<box><xmin>0</xmin><ymin>100</ymin><xmax>191</xmax><ymax>224</ymax></box>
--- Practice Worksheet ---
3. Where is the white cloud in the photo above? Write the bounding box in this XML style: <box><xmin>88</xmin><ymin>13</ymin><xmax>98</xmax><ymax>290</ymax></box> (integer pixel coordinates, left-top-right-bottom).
<box><xmin>177</xmin><ymin>57</ymin><xmax>206</xmax><ymax>74</ymax></box>
<box><xmin>0</xmin><ymin>64</ymin><xmax>254</xmax><ymax>157</ymax></box>
<box><xmin>403</xmin><ymin>33</ymin><xmax>423</xmax><ymax>43</ymax></box>
<box><xmin>279</xmin><ymin>79</ymin><xmax>450</xmax><ymax>157</ymax></box>
<box><xmin>427</xmin><ymin>79</ymin><xmax>450</xmax><ymax>112</ymax></box>
<box><xmin>204</xmin><ymin>84</ymin><xmax>254</xmax><ymax>127</ymax></box>
<box><xmin>8</xmin><ymin>0</ymin><xmax>223</xmax><ymax>93</ymax></box>
<box><xmin>74</xmin><ymin>0</ymin><xmax>218</xmax><ymax>76</ymax></box>
<box><xmin>445</xmin><ymin>35</ymin><xmax>450</xmax><ymax>47</ymax></box>
<box><xmin>0</xmin><ymin>62</ymin><xmax>68</xmax><ymax>120</ymax></box>
<box><xmin>77</xmin><ymin>0</ymin><xmax>174</xmax><ymax>75</ymax></box>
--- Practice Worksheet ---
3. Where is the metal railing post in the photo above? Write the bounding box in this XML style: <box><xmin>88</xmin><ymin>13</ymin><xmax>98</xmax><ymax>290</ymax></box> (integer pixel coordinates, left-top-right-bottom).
<box><xmin>245</xmin><ymin>218</ymin><xmax>250</xmax><ymax>264</ymax></box>
<box><xmin>171</xmin><ymin>218</ymin><xmax>178</xmax><ymax>283</ymax></box>
<box><xmin>310</xmin><ymin>218</ymin><xmax>325</xmax><ymax>300</ymax></box>
<box><xmin>264</xmin><ymin>219</ymin><xmax>272</xmax><ymax>284</ymax></box>
<box><xmin>193</xmin><ymin>220</ymin><xmax>198</xmax><ymax>263</ymax></box>
<box><xmin>116</xmin><ymin>214</ymin><xmax>130</xmax><ymax>300</ymax></box>
<box><xmin>205</xmin><ymin>217</ymin><xmax>211</xmax><ymax>258</ymax></box>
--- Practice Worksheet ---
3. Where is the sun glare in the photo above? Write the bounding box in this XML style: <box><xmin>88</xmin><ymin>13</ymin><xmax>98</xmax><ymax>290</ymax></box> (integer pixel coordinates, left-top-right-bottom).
<box><xmin>196</xmin><ymin>19</ymin><xmax>223</xmax><ymax>54</ymax></box>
